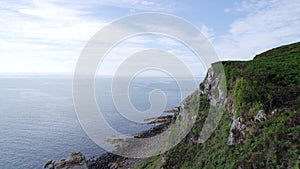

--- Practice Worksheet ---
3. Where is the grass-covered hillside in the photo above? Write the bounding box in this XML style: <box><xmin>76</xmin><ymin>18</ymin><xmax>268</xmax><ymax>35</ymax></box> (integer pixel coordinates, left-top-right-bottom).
<box><xmin>136</xmin><ymin>42</ymin><xmax>300</xmax><ymax>169</ymax></box>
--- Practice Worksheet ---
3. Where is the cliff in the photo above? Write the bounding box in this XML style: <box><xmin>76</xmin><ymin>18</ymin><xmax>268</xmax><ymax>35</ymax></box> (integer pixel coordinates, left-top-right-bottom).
<box><xmin>137</xmin><ymin>42</ymin><xmax>300</xmax><ymax>169</ymax></box>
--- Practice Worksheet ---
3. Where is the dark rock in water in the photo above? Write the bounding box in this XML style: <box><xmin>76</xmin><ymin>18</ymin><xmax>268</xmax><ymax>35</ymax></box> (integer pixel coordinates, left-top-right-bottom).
<box><xmin>44</xmin><ymin>152</ymin><xmax>87</xmax><ymax>169</ymax></box>
<box><xmin>44</xmin><ymin>160</ymin><xmax>55</xmax><ymax>169</ymax></box>
<box><xmin>87</xmin><ymin>118</ymin><xmax>173</xmax><ymax>169</ymax></box>
<box><xmin>144</xmin><ymin>115</ymin><xmax>173</xmax><ymax>124</ymax></box>
<box><xmin>87</xmin><ymin>152</ymin><xmax>122</xmax><ymax>169</ymax></box>
<box><xmin>87</xmin><ymin>152</ymin><xmax>145</xmax><ymax>169</ymax></box>
<box><xmin>46</xmin><ymin>109</ymin><xmax>175</xmax><ymax>169</ymax></box>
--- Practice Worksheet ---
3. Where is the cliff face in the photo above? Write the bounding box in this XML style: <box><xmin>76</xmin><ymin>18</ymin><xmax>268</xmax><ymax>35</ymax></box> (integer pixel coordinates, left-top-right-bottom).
<box><xmin>200</xmin><ymin>64</ymin><xmax>274</xmax><ymax>146</ymax></box>
<box><xmin>138</xmin><ymin>42</ymin><xmax>300</xmax><ymax>169</ymax></box>
<box><xmin>202</xmin><ymin>67</ymin><xmax>227</xmax><ymax>107</ymax></box>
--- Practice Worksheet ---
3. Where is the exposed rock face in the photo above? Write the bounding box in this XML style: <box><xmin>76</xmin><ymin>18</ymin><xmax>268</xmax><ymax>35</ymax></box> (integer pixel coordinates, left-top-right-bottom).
<box><xmin>228</xmin><ymin>109</ymin><xmax>268</xmax><ymax>145</ymax></box>
<box><xmin>200</xmin><ymin>67</ymin><xmax>275</xmax><ymax>146</ymax></box>
<box><xmin>227</xmin><ymin>117</ymin><xmax>247</xmax><ymax>145</ymax></box>
<box><xmin>44</xmin><ymin>152</ymin><xmax>87</xmax><ymax>169</ymax></box>
<box><xmin>198</xmin><ymin>66</ymin><xmax>252</xmax><ymax>146</ymax></box>
<box><xmin>202</xmin><ymin>67</ymin><xmax>227</xmax><ymax>107</ymax></box>
<box><xmin>197</xmin><ymin>66</ymin><xmax>228</xmax><ymax>143</ymax></box>
<box><xmin>254</xmin><ymin>110</ymin><xmax>267</xmax><ymax>123</ymax></box>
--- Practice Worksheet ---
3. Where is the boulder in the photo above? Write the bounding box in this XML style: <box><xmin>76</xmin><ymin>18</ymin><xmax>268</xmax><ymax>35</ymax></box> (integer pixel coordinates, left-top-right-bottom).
<box><xmin>254</xmin><ymin>110</ymin><xmax>267</xmax><ymax>123</ymax></box>
<box><xmin>44</xmin><ymin>152</ymin><xmax>87</xmax><ymax>169</ymax></box>
<box><xmin>228</xmin><ymin>117</ymin><xmax>247</xmax><ymax>145</ymax></box>
<box><xmin>44</xmin><ymin>160</ymin><xmax>55</xmax><ymax>169</ymax></box>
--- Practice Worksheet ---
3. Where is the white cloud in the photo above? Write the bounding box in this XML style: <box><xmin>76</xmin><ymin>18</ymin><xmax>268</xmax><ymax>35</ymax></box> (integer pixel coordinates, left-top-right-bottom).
<box><xmin>67</xmin><ymin>0</ymin><xmax>175</xmax><ymax>12</ymax></box>
<box><xmin>18</xmin><ymin>0</ymin><xmax>89</xmax><ymax>21</ymax></box>
<box><xmin>0</xmin><ymin>0</ymin><xmax>178</xmax><ymax>73</ymax></box>
<box><xmin>200</xmin><ymin>25</ymin><xmax>215</xmax><ymax>41</ymax></box>
<box><xmin>141</xmin><ymin>1</ymin><xmax>155</xmax><ymax>6</ymax></box>
<box><xmin>96</xmin><ymin>34</ymin><xmax>206</xmax><ymax>77</ymax></box>
<box><xmin>0</xmin><ymin>1</ymin><xmax>107</xmax><ymax>73</ymax></box>
<box><xmin>215</xmin><ymin>0</ymin><xmax>300</xmax><ymax>60</ymax></box>
<box><xmin>2</xmin><ymin>0</ymin><xmax>299</xmax><ymax>74</ymax></box>
<box><xmin>224</xmin><ymin>8</ymin><xmax>231</xmax><ymax>13</ymax></box>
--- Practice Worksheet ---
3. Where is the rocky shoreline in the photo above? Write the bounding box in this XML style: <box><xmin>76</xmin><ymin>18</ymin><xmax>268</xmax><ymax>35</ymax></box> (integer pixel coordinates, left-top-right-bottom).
<box><xmin>44</xmin><ymin>109</ymin><xmax>177</xmax><ymax>169</ymax></box>
<box><xmin>87</xmin><ymin>118</ymin><xmax>172</xmax><ymax>169</ymax></box>
<box><xmin>44</xmin><ymin>152</ymin><xmax>88</xmax><ymax>169</ymax></box>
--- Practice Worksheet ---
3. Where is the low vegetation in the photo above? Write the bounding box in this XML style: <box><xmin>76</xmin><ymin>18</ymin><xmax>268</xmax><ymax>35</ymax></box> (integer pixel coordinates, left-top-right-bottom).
<box><xmin>136</xmin><ymin>42</ymin><xmax>300</xmax><ymax>169</ymax></box>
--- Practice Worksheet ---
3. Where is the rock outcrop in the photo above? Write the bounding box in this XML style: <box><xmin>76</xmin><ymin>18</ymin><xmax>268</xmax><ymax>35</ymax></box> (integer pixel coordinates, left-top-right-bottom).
<box><xmin>135</xmin><ymin>41</ymin><xmax>300</xmax><ymax>169</ymax></box>
<box><xmin>44</xmin><ymin>152</ymin><xmax>87</xmax><ymax>169</ymax></box>
<box><xmin>227</xmin><ymin>116</ymin><xmax>247</xmax><ymax>145</ymax></box>
<box><xmin>254</xmin><ymin>110</ymin><xmax>267</xmax><ymax>123</ymax></box>
<box><xmin>200</xmin><ymin>66</ymin><xmax>278</xmax><ymax>146</ymax></box>
<box><xmin>202</xmin><ymin>67</ymin><xmax>227</xmax><ymax>107</ymax></box>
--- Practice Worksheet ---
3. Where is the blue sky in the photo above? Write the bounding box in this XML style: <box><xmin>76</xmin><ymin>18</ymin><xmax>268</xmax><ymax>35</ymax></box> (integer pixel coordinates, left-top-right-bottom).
<box><xmin>0</xmin><ymin>0</ymin><xmax>300</xmax><ymax>75</ymax></box>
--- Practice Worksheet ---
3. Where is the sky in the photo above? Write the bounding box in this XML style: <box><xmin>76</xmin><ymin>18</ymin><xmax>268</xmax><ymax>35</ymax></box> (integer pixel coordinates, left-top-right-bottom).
<box><xmin>0</xmin><ymin>0</ymin><xmax>300</xmax><ymax>75</ymax></box>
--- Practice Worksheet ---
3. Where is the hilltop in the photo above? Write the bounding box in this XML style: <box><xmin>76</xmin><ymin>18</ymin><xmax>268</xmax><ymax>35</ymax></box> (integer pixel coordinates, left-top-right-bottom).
<box><xmin>136</xmin><ymin>42</ymin><xmax>300</xmax><ymax>169</ymax></box>
<box><xmin>49</xmin><ymin>42</ymin><xmax>300</xmax><ymax>169</ymax></box>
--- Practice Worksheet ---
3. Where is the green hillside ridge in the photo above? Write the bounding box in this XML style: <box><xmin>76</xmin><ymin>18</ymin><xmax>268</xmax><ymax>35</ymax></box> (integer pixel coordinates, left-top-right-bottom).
<box><xmin>136</xmin><ymin>42</ymin><xmax>300</xmax><ymax>169</ymax></box>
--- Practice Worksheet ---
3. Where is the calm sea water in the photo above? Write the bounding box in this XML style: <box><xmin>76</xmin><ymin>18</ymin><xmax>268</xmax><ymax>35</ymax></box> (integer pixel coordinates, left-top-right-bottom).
<box><xmin>0</xmin><ymin>75</ymin><xmax>201</xmax><ymax>169</ymax></box>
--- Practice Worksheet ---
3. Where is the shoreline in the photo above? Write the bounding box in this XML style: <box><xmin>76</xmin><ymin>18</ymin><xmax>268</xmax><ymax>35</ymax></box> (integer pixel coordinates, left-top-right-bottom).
<box><xmin>87</xmin><ymin>112</ymin><xmax>175</xmax><ymax>169</ymax></box>
<box><xmin>44</xmin><ymin>108</ymin><xmax>178</xmax><ymax>169</ymax></box>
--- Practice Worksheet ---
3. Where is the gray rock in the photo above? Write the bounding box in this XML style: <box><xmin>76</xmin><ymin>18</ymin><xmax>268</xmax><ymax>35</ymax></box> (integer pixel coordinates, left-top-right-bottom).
<box><xmin>254</xmin><ymin>110</ymin><xmax>267</xmax><ymax>123</ymax></box>
<box><xmin>271</xmin><ymin>109</ymin><xmax>279</xmax><ymax>115</ymax></box>
<box><xmin>197</xmin><ymin>67</ymin><xmax>227</xmax><ymax>143</ymax></box>
<box><xmin>203</xmin><ymin>68</ymin><xmax>227</xmax><ymax>107</ymax></box>
<box><xmin>44</xmin><ymin>160</ymin><xmax>55</xmax><ymax>169</ymax></box>
<box><xmin>228</xmin><ymin>117</ymin><xmax>247</xmax><ymax>145</ymax></box>
<box><xmin>44</xmin><ymin>152</ymin><xmax>87</xmax><ymax>169</ymax></box>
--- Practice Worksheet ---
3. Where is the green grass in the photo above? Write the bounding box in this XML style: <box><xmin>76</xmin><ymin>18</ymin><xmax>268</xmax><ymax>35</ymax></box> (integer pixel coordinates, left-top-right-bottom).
<box><xmin>135</xmin><ymin>155</ymin><xmax>162</xmax><ymax>169</ymax></box>
<box><xmin>136</xmin><ymin>41</ymin><xmax>300</xmax><ymax>169</ymax></box>
<box><xmin>224</xmin><ymin>41</ymin><xmax>300</xmax><ymax>118</ymax></box>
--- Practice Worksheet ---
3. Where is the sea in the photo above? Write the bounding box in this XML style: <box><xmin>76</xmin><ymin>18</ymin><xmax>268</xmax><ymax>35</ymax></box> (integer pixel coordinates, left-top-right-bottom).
<box><xmin>0</xmin><ymin>74</ymin><xmax>201</xmax><ymax>169</ymax></box>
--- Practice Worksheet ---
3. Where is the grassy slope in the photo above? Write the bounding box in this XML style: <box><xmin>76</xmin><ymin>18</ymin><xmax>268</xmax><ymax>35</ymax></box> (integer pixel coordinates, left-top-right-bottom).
<box><xmin>136</xmin><ymin>42</ymin><xmax>300</xmax><ymax>169</ymax></box>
